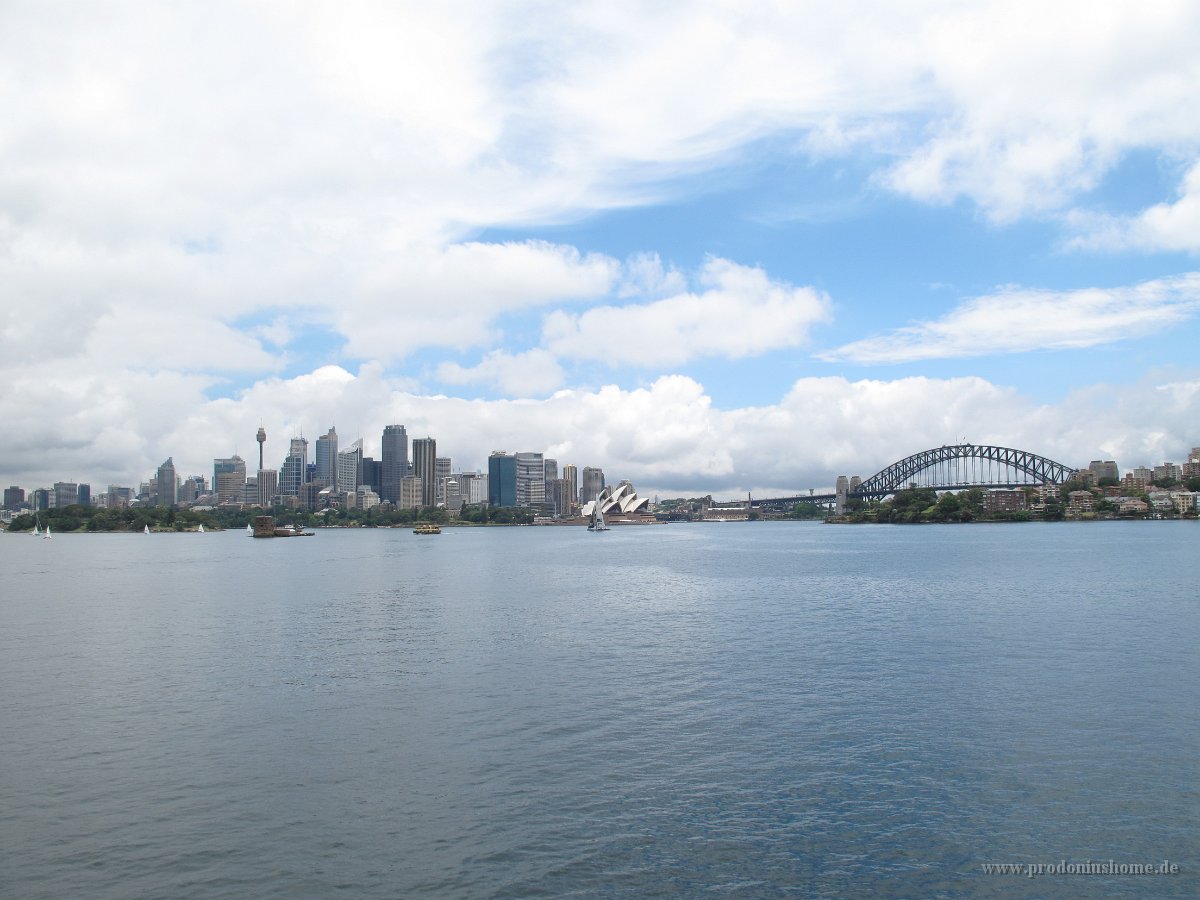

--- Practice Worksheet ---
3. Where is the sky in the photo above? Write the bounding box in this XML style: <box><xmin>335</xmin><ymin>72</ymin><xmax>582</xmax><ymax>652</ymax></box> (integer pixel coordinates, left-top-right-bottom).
<box><xmin>2</xmin><ymin>1</ymin><xmax>1200</xmax><ymax>498</ymax></box>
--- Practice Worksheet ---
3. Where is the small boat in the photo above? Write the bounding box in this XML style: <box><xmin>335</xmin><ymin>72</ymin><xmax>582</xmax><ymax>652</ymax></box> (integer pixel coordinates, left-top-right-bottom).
<box><xmin>198</xmin><ymin>524</ymin><xmax>206</xmax><ymax>534</ymax></box>
<box><xmin>43</xmin><ymin>523</ymin><xmax>51</xmax><ymax>540</ymax></box>
<box><xmin>144</xmin><ymin>524</ymin><xmax>150</xmax><ymax>534</ymax></box>
<box><xmin>246</xmin><ymin>523</ymin><xmax>253</xmax><ymax>535</ymax></box>
<box><xmin>413</xmin><ymin>523</ymin><xmax>441</xmax><ymax>535</ymax></box>
<box><xmin>587</xmin><ymin>494</ymin><xmax>609</xmax><ymax>532</ymax></box>
<box><xmin>32</xmin><ymin>520</ymin><xmax>40</xmax><ymax>537</ymax></box>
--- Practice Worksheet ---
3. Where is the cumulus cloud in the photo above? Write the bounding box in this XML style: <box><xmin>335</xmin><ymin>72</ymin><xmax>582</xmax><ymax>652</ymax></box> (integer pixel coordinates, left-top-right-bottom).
<box><xmin>822</xmin><ymin>274</ymin><xmax>1200</xmax><ymax>364</ymax></box>
<box><xmin>437</xmin><ymin>349</ymin><xmax>565</xmax><ymax>397</ymax></box>
<box><xmin>1067</xmin><ymin>162</ymin><xmax>1200</xmax><ymax>252</ymax></box>
<box><xmin>543</xmin><ymin>258</ymin><xmax>832</xmax><ymax>365</ymax></box>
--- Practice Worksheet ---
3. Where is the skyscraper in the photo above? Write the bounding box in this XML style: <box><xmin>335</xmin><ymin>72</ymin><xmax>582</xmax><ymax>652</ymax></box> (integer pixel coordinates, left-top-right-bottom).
<box><xmin>488</xmin><ymin>452</ymin><xmax>516</xmax><ymax>507</ymax></box>
<box><xmin>214</xmin><ymin>455</ymin><xmax>247</xmax><ymax>503</ymax></box>
<box><xmin>314</xmin><ymin>426</ymin><xmax>338</xmax><ymax>487</ymax></box>
<box><xmin>257</xmin><ymin>469</ymin><xmax>278</xmax><ymax>506</ymax></box>
<box><xmin>515</xmin><ymin>452</ymin><xmax>545</xmax><ymax>509</ymax></box>
<box><xmin>412</xmin><ymin>437</ymin><xmax>437</xmax><ymax>507</ymax></box>
<box><xmin>279</xmin><ymin>437</ymin><xmax>309</xmax><ymax>497</ymax></box>
<box><xmin>561</xmin><ymin>464</ymin><xmax>578</xmax><ymax>514</ymax></box>
<box><xmin>435</xmin><ymin>456</ymin><xmax>451</xmax><ymax>505</ymax></box>
<box><xmin>337</xmin><ymin>439</ymin><xmax>363</xmax><ymax>494</ymax></box>
<box><xmin>256</xmin><ymin>426</ymin><xmax>267</xmax><ymax>473</ymax></box>
<box><xmin>581</xmin><ymin>466</ymin><xmax>605</xmax><ymax>504</ymax></box>
<box><xmin>54</xmin><ymin>481</ymin><xmax>80</xmax><ymax>509</ymax></box>
<box><xmin>381</xmin><ymin>424</ymin><xmax>408</xmax><ymax>505</ymax></box>
<box><xmin>153</xmin><ymin>460</ymin><xmax>175</xmax><ymax>506</ymax></box>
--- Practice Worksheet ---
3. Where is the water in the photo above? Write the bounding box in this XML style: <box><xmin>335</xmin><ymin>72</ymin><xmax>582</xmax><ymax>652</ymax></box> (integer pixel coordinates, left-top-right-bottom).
<box><xmin>1</xmin><ymin>522</ymin><xmax>1196</xmax><ymax>897</ymax></box>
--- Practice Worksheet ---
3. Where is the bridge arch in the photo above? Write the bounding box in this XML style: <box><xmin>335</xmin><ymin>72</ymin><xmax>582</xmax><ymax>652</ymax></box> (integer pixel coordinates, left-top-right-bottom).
<box><xmin>854</xmin><ymin>444</ymin><xmax>1076</xmax><ymax>497</ymax></box>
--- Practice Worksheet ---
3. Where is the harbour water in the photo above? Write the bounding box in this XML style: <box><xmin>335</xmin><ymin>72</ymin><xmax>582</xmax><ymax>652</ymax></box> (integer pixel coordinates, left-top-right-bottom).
<box><xmin>1</xmin><ymin>522</ymin><xmax>1196</xmax><ymax>897</ymax></box>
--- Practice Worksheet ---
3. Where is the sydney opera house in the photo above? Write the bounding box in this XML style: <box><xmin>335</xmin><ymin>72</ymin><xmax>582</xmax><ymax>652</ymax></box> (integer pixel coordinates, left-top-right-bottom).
<box><xmin>579</xmin><ymin>481</ymin><xmax>655</xmax><ymax>524</ymax></box>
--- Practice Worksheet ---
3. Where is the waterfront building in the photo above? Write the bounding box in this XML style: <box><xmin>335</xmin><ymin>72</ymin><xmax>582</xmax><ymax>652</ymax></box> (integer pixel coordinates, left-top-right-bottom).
<box><xmin>983</xmin><ymin>489</ymin><xmax>1027</xmax><ymax>514</ymax></box>
<box><xmin>279</xmin><ymin>437</ymin><xmax>309</xmax><ymax>497</ymax></box>
<box><xmin>580</xmin><ymin>466</ymin><xmax>605</xmax><ymax>504</ymax></box>
<box><xmin>580</xmin><ymin>481</ymin><xmax>652</xmax><ymax>521</ymax></box>
<box><xmin>337</xmin><ymin>439</ymin><xmax>363</xmax><ymax>495</ymax></box>
<box><xmin>54</xmin><ymin>481</ymin><xmax>80</xmax><ymax>509</ymax></box>
<box><xmin>154</xmin><ymin>460</ymin><xmax>176</xmax><ymax>507</ymax></box>
<box><xmin>399</xmin><ymin>475</ymin><xmax>423</xmax><ymax>510</ymax></box>
<box><xmin>488</xmin><ymin>452</ymin><xmax>517</xmax><ymax>507</ymax></box>
<box><xmin>3</xmin><ymin>486</ymin><xmax>25</xmax><ymax>509</ymax></box>
<box><xmin>515</xmin><ymin>452</ymin><xmax>545</xmax><ymax>509</ymax></box>
<box><xmin>258</xmin><ymin>469</ymin><xmax>278</xmax><ymax>506</ymax></box>
<box><xmin>412</xmin><ymin>438</ymin><xmax>437</xmax><ymax>507</ymax></box>
<box><xmin>381</xmin><ymin>425</ymin><xmax>408</xmax><ymax>505</ymax></box>
<box><xmin>561</xmin><ymin>465</ymin><xmax>578</xmax><ymax>515</ymax></box>
<box><xmin>435</xmin><ymin>456</ymin><xmax>452</xmax><ymax>505</ymax></box>
<box><xmin>214</xmin><ymin>455</ymin><xmax>247</xmax><ymax>503</ymax></box>
<box><xmin>314</xmin><ymin>427</ymin><xmax>338</xmax><ymax>487</ymax></box>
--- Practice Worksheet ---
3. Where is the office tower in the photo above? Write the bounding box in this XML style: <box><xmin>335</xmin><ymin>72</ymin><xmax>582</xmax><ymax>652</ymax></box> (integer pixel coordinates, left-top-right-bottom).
<box><xmin>258</xmin><ymin>468</ymin><xmax>278</xmax><ymax>506</ymax></box>
<box><xmin>458</xmin><ymin>471</ymin><xmax>487</xmax><ymax>506</ymax></box>
<box><xmin>256</xmin><ymin>426</ymin><xmax>267</xmax><ymax>473</ymax></box>
<box><xmin>315</xmin><ymin>426</ymin><xmax>338</xmax><ymax>486</ymax></box>
<box><xmin>214</xmin><ymin>455</ymin><xmax>247</xmax><ymax>502</ymax></box>
<box><xmin>412</xmin><ymin>437</ymin><xmax>437</xmax><ymax>507</ymax></box>
<box><xmin>399</xmin><ymin>475</ymin><xmax>423</xmax><ymax>510</ymax></box>
<box><xmin>77</xmin><ymin>484</ymin><xmax>90</xmax><ymax>506</ymax></box>
<box><xmin>581</xmin><ymin>466</ymin><xmax>605</xmax><ymax>503</ymax></box>
<box><xmin>54</xmin><ymin>481</ymin><xmax>79</xmax><ymax>509</ymax></box>
<box><xmin>435</xmin><ymin>456</ymin><xmax>451</xmax><ymax>505</ymax></box>
<box><xmin>279</xmin><ymin>437</ymin><xmax>309</xmax><ymax>497</ymax></box>
<box><xmin>32</xmin><ymin>489</ymin><xmax>51</xmax><ymax>511</ymax></box>
<box><xmin>3</xmin><ymin>486</ymin><xmax>25</xmax><ymax>509</ymax></box>
<box><xmin>543</xmin><ymin>458</ymin><xmax>558</xmax><ymax>483</ymax></box>
<box><xmin>337</xmin><ymin>439</ymin><xmax>363</xmax><ymax>494</ymax></box>
<box><xmin>154</xmin><ymin>460</ymin><xmax>176</xmax><ymax>507</ymax></box>
<box><xmin>515</xmin><ymin>452</ymin><xmax>545</xmax><ymax>509</ymax></box>
<box><xmin>561</xmin><ymin>465</ymin><xmax>578</xmax><ymax>514</ymax></box>
<box><xmin>360</xmin><ymin>457</ymin><xmax>381</xmax><ymax>494</ymax></box>
<box><xmin>488</xmin><ymin>451</ymin><xmax>517</xmax><ymax>507</ymax></box>
<box><xmin>548</xmin><ymin>479</ymin><xmax>568</xmax><ymax>516</ymax></box>
<box><xmin>381</xmin><ymin>425</ymin><xmax>408</xmax><ymax>505</ymax></box>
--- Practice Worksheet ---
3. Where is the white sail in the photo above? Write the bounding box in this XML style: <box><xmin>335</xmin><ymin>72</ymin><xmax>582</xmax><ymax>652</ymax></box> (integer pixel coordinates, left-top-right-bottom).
<box><xmin>32</xmin><ymin>522</ymin><xmax>40</xmax><ymax>536</ymax></box>
<box><xmin>198</xmin><ymin>524</ymin><xmax>205</xmax><ymax>534</ymax></box>
<box><xmin>144</xmin><ymin>524</ymin><xmax>150</xmax><ymax>535</ymax></box>
<box><xmin>43</xmin><ymin>523</ymin><xmax>51</xmax><ymax>539</ymax></box>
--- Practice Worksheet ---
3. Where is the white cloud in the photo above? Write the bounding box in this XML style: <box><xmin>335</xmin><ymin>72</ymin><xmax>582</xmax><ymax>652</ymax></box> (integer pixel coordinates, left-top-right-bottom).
<box><xmin>822</xmin><ymin>274</ymin><xmax>1200</xmax><ymax>364</ymax></box>
<box><xmin>543</xmin><ymin>258</ymin><xmax>832</xmax><ymax>365</ymax></box>
<box><xmin>1067</xmin><ymin>161</ymin><xmax>1200</xmax><ymax>252</ymax></box>
<box><xmin>437</xmin><ymin>349</ymin><xmax>565</xmax><ymax>397</ymax></box>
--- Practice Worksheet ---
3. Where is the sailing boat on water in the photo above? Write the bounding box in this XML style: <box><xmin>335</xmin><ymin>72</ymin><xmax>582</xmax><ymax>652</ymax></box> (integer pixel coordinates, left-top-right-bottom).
<box><xmin>144</xmin><ymin>524</ymin><xmax>150</xmax><ymax>535</ymax></box>
<box><xmin>198</xmin><ymin>523</ymin><xmax>206</xmax><ymax>534</ymax></box>
<box><xmin>32</xmin><ymin>518</ymin><xmax>40</xmax><ymax>537</ymax></box>
<box><xmin>43</xmin><ymin>523</ymin><xmax>51</xmax><ymax>540</ymax></box>
<box><xmin>587</xmin><ymin>492</ymin><xmax>609</xmax><ymax>532</ymax></box>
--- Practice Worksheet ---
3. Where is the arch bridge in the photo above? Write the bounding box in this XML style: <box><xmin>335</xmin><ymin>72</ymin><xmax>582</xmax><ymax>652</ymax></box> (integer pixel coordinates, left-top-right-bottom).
<box><xmin>752</xmin><ymin>443</ymin><xmax>1077</xmax><ymax>510</ymax></box>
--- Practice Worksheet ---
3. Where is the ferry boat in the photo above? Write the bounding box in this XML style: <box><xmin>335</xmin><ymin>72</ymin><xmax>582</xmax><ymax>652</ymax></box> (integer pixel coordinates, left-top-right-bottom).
<box><xmin>413</xmin><ymin>523</ymin><xmax>442</xmax><ymax>535</ymax></box>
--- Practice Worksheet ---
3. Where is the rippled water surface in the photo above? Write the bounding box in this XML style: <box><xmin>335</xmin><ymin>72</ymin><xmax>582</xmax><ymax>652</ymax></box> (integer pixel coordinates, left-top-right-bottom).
<box><xmin>2</xmin><ymin>522</ymin><xmax>1197</xmax><ymax>897</ymax></box>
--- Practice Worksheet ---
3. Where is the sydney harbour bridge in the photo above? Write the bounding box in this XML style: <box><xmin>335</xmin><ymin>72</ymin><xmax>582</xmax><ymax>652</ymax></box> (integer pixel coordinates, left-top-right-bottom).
<box><xmin>751</xmin><ymin>443</ymin><xmax>1077</xmax><ymax>513</ymax></box>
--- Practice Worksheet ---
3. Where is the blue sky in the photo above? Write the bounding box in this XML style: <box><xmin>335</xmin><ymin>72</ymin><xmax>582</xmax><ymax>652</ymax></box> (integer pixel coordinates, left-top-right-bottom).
<box><xmin>2</xmin><ymin>2</ymin><xmax>1199</xmax><ymax>494</ymax></box>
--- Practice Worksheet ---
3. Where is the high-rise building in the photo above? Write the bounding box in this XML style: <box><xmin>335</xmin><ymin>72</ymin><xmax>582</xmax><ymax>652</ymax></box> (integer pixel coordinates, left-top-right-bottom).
<box><xmin>315</xmin><ymin>427</ymin><xmax>338</xmax><ymax>487</ymax></box>
<box><xmin>543</xmin><ymin>458</ymin><xmax>558</xmax><ymax>483</ymax></box>
<box><xmin>54</xmin><ymin>481</ymin><xmax>79</xmax><ymax>509</ymax></box>
<box><xmin>581</xmin><ymin>466</ymin><xmax>605</xmax><ymax>504</ymax></box>
<box><xmin>32</xmin><ymin>489</ymin><xmax>51</xmax><ymax>511</ymax></box>
<box><xmin>515</xmin><ymin>452</ymin><xmax>545</xmax><ymax>509</ymax></box>
<box><xmin>399</xmin><ymin>475</ymin><xmax>423</xmax><ymax>510</ymax></box>
<box><xmin>412</xmin><ymin>437</ymin><xmax>437</xmax><ymax>507</ymax></box>
<box><xmin>360</xmin><ymin>457</ymin><xmax>381</xmax><ymax>495</ymax></box>
<box><xmin>258</xmin><ymin>469</ymin><xmax>278</xmax><ymax>506</ymax></box>
<box><xmin>435</xmin><ymin>456</ymin><xmax>452</xmax><ymax>505</ymax></box>
<box><xmin>488</xmin><ymin>452</ymin><xmax>516</xmax><ymax>507</ymax></box>
<box><xmin>337</xmin><ymin>439</ymin><xmax>363</xmax><ymax>494</ymax></box>
<box><xmin>381</xmin><ymin>425</ymin><xmax>408</xmax><ymax>505</ymax></box>
<box><xmin>213</xmin><ymin>455</ymin><xmax>247</xmax><ymax>503</ymax></box>
<box><xmin>3</xmin><ymin>486</ymin><xmax>25</xmax><ymax>509</ymax></box>
<box><xmin>458</xmin><ymin>471</ymin><xmax>488</xmax><ymax>506</ymax></box>
<box><xmin>155</xmin><ymin>460</ymin><xmax>176</xmax><ymax>507</ymax></box>
<box><xmin>77</xmin><ymin>484</ymin><xmax>91</xmax><ymax>506</ymax></box>
<box><xmin>279</xmin><ymin>437</ymin><xmax>309</xmax><ymax>497</ymax></box>
<box><xmin>561</xmin><ymin>465</ymin><xmax>578</xmax><ymax>514</ymax></box>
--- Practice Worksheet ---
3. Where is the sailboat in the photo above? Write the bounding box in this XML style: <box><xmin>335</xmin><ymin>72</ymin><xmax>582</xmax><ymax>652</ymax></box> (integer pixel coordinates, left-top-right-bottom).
<box><xmin>245</xmin><ymin>523</ymin><xmax>253</xmax><ymax>535</ymax></box>
<box><xmin>43</xmin><ymin>523</ymin><xmax>51</xmax><ymax>540</ymax></box>
<box><xmin>144</xmin><ymin>524</ymin><xmax>150</xmax><ymax>535</ymax></box>
<box><xmin>588</xmin><ymin>493</ymin><xmax>609</xmax><ymax>532</ymax></box>
<box><xmin>32</xmin><ymin>518</ymin><xmax>40</xmax><ymax>537</ymax></box>
<box><xmin>198</xmin><ymin>524</ymin><xmax>206</xmax><ymax>534</ymax></box>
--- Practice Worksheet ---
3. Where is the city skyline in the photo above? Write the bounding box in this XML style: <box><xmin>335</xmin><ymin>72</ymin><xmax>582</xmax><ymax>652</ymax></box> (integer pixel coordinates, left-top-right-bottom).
<box><xmin>2</xmin><ymin>5</ymin><xmax>1200</xmax><ymax>494</ymax></box>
